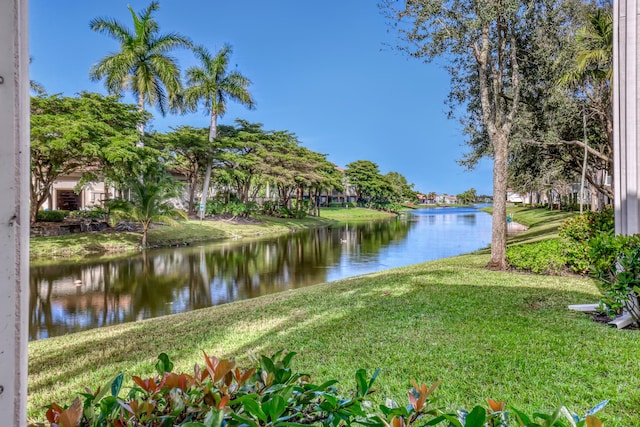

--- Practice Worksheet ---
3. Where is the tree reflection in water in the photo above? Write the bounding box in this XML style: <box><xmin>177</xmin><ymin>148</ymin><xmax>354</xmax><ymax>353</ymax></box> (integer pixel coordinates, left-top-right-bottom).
<box><xmin>30</xmin><ymin>208</ymin><xmax>492</xmax><ymax>340</ymax></box>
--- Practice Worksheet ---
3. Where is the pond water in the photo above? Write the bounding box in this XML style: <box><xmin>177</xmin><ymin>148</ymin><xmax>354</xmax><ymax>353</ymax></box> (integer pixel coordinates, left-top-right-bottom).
<box><xmin>30</xmin><ymin>207</ymin><xmax>492</xmax><ymax>340</ymax></box>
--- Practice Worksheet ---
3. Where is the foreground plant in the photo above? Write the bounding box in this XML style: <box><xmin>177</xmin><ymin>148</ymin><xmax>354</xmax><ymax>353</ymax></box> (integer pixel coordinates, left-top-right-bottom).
<box><xmin>38</xmin><ymin>350</ymin><xmax>607</xmax><ymax>427</ymax></box>
<box><xmin>589</xmin><ymin>233</ymin><xmax>640</xmax><ymax>324</ymax></box>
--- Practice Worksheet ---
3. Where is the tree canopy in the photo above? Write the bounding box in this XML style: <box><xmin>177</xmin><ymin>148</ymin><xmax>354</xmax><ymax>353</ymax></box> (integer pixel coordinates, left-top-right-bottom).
<box><xmin>30</xmin><ymin>92</ymin><xmax>145</xmax><ymax>222</ymax></box>
<box><xmin>89</xmin><ymin>1</ymin><xmax>191</xmax><ymax>134</ymax></box>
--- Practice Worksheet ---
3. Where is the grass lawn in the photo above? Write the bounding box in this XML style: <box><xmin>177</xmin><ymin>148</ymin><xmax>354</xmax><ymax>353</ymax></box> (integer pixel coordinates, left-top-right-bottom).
<box><xmin>29</xmin><ymin>208</ymin><xmax>390</xmax><ymax>261</ymax></box>
<box><xmin>29</xmin><ymin>214</ymin><xmax>338</xmax><ymax>261</ymax></box>
<box><xmin>317</xmin><ymin>207</ymin><xmax>397</xmax><ymax>222</ymax></box>
<box><xmin>481</xmin><ymin>206</ymin><xmax>576</xmax><ymax>246</ymax></box>
<box><xmin>27</xmin><ymin>208</ymin><xmax>639</xmax><ymax>425</ymax></box>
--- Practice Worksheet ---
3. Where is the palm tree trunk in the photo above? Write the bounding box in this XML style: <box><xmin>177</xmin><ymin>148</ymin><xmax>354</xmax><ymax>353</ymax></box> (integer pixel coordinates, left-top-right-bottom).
<box><xmin>199</xmin><ymin>111</ymin><xmax>218</xmax><ymax>220</ymax></box>
<box><xmin>141</xmin><ymin>223</ymin><xmax>149</xmax><ymax>248</ymax></box>
<box><xmin>137</xmin><ymin>92</ymin><xmax>145</xmax><ymax>139</ymax></box>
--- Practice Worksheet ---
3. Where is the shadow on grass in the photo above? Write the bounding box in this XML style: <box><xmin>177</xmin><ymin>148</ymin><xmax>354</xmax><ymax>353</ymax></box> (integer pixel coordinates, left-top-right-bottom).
<box><xmin>29</xmin><ymin>262</ymin><xmax>635</xmax><ymax>422</ymax></box>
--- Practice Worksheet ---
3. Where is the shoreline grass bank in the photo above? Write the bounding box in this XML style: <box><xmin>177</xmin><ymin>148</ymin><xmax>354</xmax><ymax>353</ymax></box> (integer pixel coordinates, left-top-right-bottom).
<box><xmin>29</xmin><ymin>207</ymin><xmax>395</xmax><ymax>262</ymax></box>
<box><xmin>27</xmin><ymin>208</ymin><xmax>640</xmax><ymax>425</ymax></box>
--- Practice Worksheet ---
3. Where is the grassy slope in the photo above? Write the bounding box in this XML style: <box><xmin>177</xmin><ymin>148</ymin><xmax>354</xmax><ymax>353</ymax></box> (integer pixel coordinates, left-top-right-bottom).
<box><xmin>29</xmin><ymin>208</ymin><xmax>393</xmax><ymax>261</ymax></box>
<box><xmin>482</xmin><ymin>207</ymin><xmax>576</xmax><ymax>246</ymax></box>
<box><xmin>28</xmin><ymin>209</ymin><xmax>639</xmax><ymax>425</ymax></box>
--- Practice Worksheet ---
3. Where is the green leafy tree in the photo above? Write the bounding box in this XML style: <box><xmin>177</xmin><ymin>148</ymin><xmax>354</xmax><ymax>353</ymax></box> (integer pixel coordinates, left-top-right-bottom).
<box><xmin>383</xmin><ymin>0</ymin><xmax>527</xmax><ymax>269</ymax></box>
<box><xmin>183</xmin><ymin>44</ymin><xmax>255</xmax><ymax>217</ymax></box>
<box><xmin>457</xmin><ymin>188</ymin><xmax>477</xmax><ymax>205</ymax></box>
<box><xmin>558</xmin><ymin>7</ymin><xmax>613</xmax><ymax>201</ymax></box>
<box><xmin>108</xmin><ymin>164</ymin><xmax>187</xmax><ymax>248</ymax></box>
<box><xmin>345</xmin><ymin>160</ymin><xmax>382</xmax><ymax>206</ymax></box>
<box><xmin>309</xmin><ymin>156</ymin><xmax>343</xmax><ymax>216</ymax></box>
<box><xmin>262</xmin><ymin>131</ymin><xmax>307</xmax><ymax>209</ymax></box>
<box><xmin>385</xmin><ymin>171</ymin><xmax>417</xmax><ymax>204</ymax></box>
<box><xmin>154</xmin><ymin>126</ymin><xmax>211</xmax><ymax>213</ymax></box>
<box><xmin>89</xmin><ymin>1</ymin><xmax>191</xmax><ymax>134</ymax></box>
<box><xmin>215</xmin><ymin>121</ymin><xmax>267</xmax><ymax>204</ymax></box>
<box><xmin>496</xmin><ymin>1</ymin><xmax>605</xmax><ymax>210</ymax></box>
<box><xmin>30</xmin><ymin>93</ymin><xmax>144</xmax><ymax>223</ymax></box>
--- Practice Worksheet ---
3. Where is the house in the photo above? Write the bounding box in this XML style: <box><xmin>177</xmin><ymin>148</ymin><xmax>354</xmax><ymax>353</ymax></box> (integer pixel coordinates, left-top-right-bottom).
<box><xmin>440</xmin><ymin>194</ymin><xmax>458</xmax><ymax>204</ymax></box>
<box><xmin>506</xmin><ymin>189</ymin><xmax>525</xmax><ymax>204</ymax></box>
<box><xmin>42</xmin><ymin>171</ymin><xmax>114</xmax><ymax>211</ymax></box>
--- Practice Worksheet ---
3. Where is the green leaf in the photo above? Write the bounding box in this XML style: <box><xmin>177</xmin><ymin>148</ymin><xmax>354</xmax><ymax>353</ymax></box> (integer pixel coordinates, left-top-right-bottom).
<box><xmin>156</xmin><ymin>353</ymin><xmax>174</xmax><ymax>375</ymax></box>
<box><xmin>110</xmin><ymin>373</ymin><xmax>124</xmax><ymax>397</ymax></box>
<box><xmin>264</xmin><ymin>395</ymin><xmax>287</xmax><ymax>422</ymax></box>
<box><xmin>242</xmin><ymin>397</ymin><xmax>268</xmax><ymax>423</ymax></box>
<box><xmin>541</xmin><ymin>406</ymin><xmax>564</xmax><ymax>427</ymax></box>
<box><xmin>369</xmin><ymin>368</ymin><xmax>381</xmax><ymax>391</ymax></box>
<box><xmin>511</xmin><ymin>406</ymin><xmax>534</xmax><ymax>425</ymax></box>
<box><xmin>355</xmin><ymin>369</ymin><xmax>369</xmax><ymax>397</ymax></box>
<box><xmin>202</xmin><ymin>408</ymin><xmax>225</xmax><ymax>427</ymax></box>
<box><xmin>464</xmin><ymin>406</ymin><xmax>487</xmax><ymax>427</ymax></box>
<box><xmin>277</xmin><ymin>423</ymin><xmax>315</xmax><ymax>427</ymax></box>
<box><xmin>230</xmin><ymin>413</ymin><xmax>259</xmax><ymax>427</ymax></box>
<box><xmin>425</xmin><ymin>414</ymin><xmax>461</xmax><ymax>426</ymax></box>
<box><xmin>93</xmin><ymin>374</ymin><xmax>122</xmax><ymax>403</ymax></box>
<box><xmin>314</xmin><ymin>380</ymin><xmax>339</xmax><ymax>391</ymax></box>
<box><xmin>99</xmin><ymin>395</ymin><xmax>118</xmax><ymax>417</ymax></box>
<box><xmin>261</xmin><ymin>355</ymin><xmax>276</xmax><ymax>374</ymax></box>
<box><xmin>282</xmin><ymin>351</ymin><xmax>297</xmax><ymax>368</ymax></box>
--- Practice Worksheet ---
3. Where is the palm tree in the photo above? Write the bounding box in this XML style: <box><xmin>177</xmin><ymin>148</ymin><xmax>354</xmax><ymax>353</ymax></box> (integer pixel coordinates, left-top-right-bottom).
<box><xmin>559</xmin><ymin>9</ymin><xmax>613</xmax><ymax>202</ymax></box>
<box><xmin>108</xmin><ymin>165</ymin><xmax>187</xmax><ymax>248</ymax></box>
<box><xmin>89</xmin><ymin>1</ymin><xmax>191</xmax><ymax>135</ymax></box>
<box><xmin>183</xmin><ymin>44</ymin><xmax>255</xmax><ymax>217</ymax></box>
<box><xmin>562</xmin><ymin>10</ymin><xmax>612</xmax><ymax>88</ymax></box>
<box><xmin>29</xmin><ymin>57</ymin><xmax>45</xmax><ymax>94</ymax></box>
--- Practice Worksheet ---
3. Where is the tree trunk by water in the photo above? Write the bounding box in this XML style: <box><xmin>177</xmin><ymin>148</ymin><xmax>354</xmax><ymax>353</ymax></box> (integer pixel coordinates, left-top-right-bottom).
<box><xmin>199</xmin><ymin>111</ymin><xmax>217</xmax><ymax>220</ymax></box>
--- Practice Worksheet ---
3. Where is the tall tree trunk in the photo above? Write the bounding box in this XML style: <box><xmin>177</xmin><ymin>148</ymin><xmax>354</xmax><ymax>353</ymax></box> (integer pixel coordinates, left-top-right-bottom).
<box><xmin>141</xmin><ymin>224</ymin><xmax>149</xmax><ymax>248</ymax></box>
<box><xmin>188</xmin><ymin>174</ymin><xmax>197</xmax><ymax>214</ymax></box>
<box><xmin>488</xmin><ymin>133</ymin><xmax>508</xmax><ymax>270</ymax></box>
<box><xmin>474</xmin><ymin>17</ymin><xmax>519</xmax><ymax>271</ymax></box>
<box><xmin>137</xmin><ymin>92</ymin><xmax>145</xmax><ymax>139</ymax></box>
<box><xmin>199</xmin><ymin>111</ymin><xmax>218</xmax><ymax>219</ymax></box>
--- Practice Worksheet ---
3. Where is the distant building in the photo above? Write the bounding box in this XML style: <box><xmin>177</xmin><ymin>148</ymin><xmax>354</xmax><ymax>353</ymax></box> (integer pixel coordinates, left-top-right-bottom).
<box><xmin>440</xmin><ymin>194</ymin><xmax>458</xmax><ymax>204</ymax></box>
<box><xmin>506</xmin><ymin>189</ymin><xmax>534</xmax><ymax>204</ymax></box>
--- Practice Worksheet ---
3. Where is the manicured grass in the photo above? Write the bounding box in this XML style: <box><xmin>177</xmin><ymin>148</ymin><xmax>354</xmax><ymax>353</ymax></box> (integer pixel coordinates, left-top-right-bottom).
<box><xmin>27</xmin><ymin>208</ymin><xmax>640</xmax><ymax>425</ymax></box>
<box><xmin>318</xmin><ymin>207</ymin><xmax>397</xmax><ymax>222</ymax></box>
<box><xmin>481</xmin><ymin>206</ymin><xmax>576</xmax><ymax>245</ymax></box>
<box><xmin>29</xmin><ymin>214</ymin><xmax>335</xmax><ymax>261</ymax></box>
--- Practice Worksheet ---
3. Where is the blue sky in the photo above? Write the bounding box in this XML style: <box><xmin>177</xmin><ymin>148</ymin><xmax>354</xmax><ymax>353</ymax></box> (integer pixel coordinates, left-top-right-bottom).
<box><xmin>29</xmin><ymin>0</ymin><xmax>493</xmax><ymax>196</ymax></box>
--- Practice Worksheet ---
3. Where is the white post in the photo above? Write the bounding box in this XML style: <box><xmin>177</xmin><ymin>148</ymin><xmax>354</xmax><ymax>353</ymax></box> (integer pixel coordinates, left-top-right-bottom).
<box><xmin>614</xmin><ymin>0</ymin><xmax>640</xmax><ymax>235</ymax></box>
<box><xmin>0</xmin><ymin>0</ymin><xmax>29</xmax><ymax>425</ymax></box>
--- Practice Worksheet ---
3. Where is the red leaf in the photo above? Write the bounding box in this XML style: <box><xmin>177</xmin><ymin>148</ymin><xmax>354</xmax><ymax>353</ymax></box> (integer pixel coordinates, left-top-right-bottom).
<box><xmin>56</xmin><ymin>398</ymin><xmax>83</xmax><ymax>427</ymax></box>
<box><xmin>391</xmin><ymin>416</ymin><xmax>405</xmax><ymax>427</ymax></box>
<box><xmin>487</xmin><ymin>399</ymin><xmax>505</xmax><ymax>413</ymax></box>
<box><xmin>218</xmin><ymin>394</ymin><xmax>230</xmax><ymax>410</ymax></box>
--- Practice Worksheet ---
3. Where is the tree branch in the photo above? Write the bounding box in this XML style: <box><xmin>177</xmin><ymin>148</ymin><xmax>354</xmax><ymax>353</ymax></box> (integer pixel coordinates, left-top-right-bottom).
<box><xmin>525</xmin><ymin>138</ymin><xmax>610</xmax><ymax>162</ymax></box>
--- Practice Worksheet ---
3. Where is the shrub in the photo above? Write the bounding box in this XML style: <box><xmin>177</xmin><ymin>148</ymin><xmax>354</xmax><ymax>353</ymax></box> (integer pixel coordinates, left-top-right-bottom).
<box><xmin>589</xmin><ymin>233</ymin><xmax>640</xmax><ymax>324</ymax></box>
<box><xmin>36</xmin><ymin>210</ymin><xmax>69</xmax><ymax>222</ymax></box>
<box><xmin>559</xmin><ymin>209</ymin><xmax>614</xmax><ymax>273</ymax></box>
<box><xmin>205</xmin><ymin>199</ymin><xmax>257</xmax><ymax>218</ymax></box>
<box><xmin>40</xmin><ymin>350</ymin><xmax>607</xmax><ymax>427</ymax></box>
<box><xmin>260</xmin><ymin>200</ymin><xmax>278</xmax><ymax>216</ymax></box>
<box><xmin>68</xmin><ymin>207</ymin><xmax>109</xmax><ymax>220</ymax></box>
<box><xmin>506</xmin><ymin>239</ymin><xmax>567</xmax><ymax>275</ymax></box>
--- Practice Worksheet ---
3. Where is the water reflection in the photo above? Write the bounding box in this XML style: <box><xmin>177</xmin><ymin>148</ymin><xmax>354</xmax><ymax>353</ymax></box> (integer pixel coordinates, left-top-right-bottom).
<box><xmin>30</xmin><ymin>208</ymin><xmax>492</xmax><ymax>340</ymax></box>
